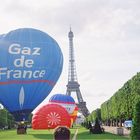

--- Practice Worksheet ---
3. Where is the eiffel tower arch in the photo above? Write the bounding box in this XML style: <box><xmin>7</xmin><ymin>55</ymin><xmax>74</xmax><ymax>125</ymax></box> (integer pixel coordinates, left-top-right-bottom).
<box><xmin>66</xmin><ymin>28</ymin><xmax>90</xmax><ymax>117</ymax></box>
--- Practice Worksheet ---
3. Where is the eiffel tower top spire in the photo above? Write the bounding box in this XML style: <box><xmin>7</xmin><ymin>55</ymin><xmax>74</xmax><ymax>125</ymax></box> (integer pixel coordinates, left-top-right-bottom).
<box><xmin>69</xmin><ymin>27</ymin><xmax>73</xmax><ymax>38</ymax></box>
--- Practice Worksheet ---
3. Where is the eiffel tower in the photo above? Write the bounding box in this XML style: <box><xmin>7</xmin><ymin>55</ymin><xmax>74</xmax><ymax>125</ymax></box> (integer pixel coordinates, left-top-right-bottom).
<box><xmin>66</xmin><ymin>28</ymin><xmax>90</xmax><ymax>117</ymax></box>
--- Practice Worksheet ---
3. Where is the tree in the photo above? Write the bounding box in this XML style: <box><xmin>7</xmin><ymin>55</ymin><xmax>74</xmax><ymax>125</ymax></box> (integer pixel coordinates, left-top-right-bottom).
<box><xmin>101</xmin><ymin>72</ymin><xmax>140</xmax><ymax>124</ymax></box>
<box><xmin>90</xmin><ymin>118</ymin><xmax>103</xmax><ymax>134</ymax></box>
<box><xmin>131</xmin><ymin>101</ymin><xmax>140</xmax><ymax>140</ymax></box>
<box><xmin>0</xmin><ymin>108</ymin><xmax>15</xmax><ymax>129</ymax></box>
<box><xmin>0</xmin><ymin>109</ymin><xmax>8</xmax><ymax>128</ymax></box>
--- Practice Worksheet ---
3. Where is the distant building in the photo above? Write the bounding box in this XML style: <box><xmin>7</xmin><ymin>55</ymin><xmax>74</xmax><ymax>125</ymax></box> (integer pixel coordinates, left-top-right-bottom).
<box><xmin>75</xmin><ymin>113</ymin><xmax>85</xmax><ymax>124</ymax></box>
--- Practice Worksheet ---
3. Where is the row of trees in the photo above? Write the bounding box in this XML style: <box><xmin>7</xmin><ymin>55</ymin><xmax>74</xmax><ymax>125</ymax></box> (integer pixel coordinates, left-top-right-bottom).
<box><xmin>87</xmin><ymin>109</ymin><xmax>101</xmax><ymax>122</ymax></box>
<box><xmin>0</xmin><ymin>108</ymin><xmax>15</xmax><ymax>129</ymax></box>
<box><xmin>87</xmin><ymin>72</ymin><xmax>140</xmax><ymax>126</ymax></box>
<box><xmin>0</xmin><ymin>108</ymin><xmax>33</xmax><ymax>129</ymax></box>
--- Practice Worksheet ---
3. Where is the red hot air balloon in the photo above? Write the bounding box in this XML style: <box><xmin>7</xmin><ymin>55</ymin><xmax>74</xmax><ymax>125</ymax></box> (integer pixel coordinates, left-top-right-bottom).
<box><xmin>49</xmin><ymin>94</ymin><xmax>79</xmax><ymax>126</ymax></box>
<box><xmin>32</xmin><ymin>104</ymin><xmax>71</xmax><ymax>129</ymax></box>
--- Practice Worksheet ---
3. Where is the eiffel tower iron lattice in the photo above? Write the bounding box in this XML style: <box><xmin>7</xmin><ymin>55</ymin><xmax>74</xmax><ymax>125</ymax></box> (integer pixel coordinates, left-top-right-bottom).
<box><xmin>66</xmin><ymin>28</ymin><xmax>90</xmax><ymax>117</ymax></box>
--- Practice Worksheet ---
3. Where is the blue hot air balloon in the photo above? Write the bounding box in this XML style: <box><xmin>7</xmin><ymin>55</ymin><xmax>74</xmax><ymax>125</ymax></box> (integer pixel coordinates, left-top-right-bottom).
<box><xmin>0</xmin><ymin>28</ymin><xmax>63</xmax><ymax>121</ymax></box>
<box><xmin>49</xmin><ymin>94</ymin><xmax>76</xmax><ymax>114</ymax></box>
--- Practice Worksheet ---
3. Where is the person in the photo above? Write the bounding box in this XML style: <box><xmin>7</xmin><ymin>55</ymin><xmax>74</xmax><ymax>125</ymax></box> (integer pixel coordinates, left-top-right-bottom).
<box><xmin>54</xmin><ymin>126</ymin><xmax>71</xmax><ymax>140</ymax></box>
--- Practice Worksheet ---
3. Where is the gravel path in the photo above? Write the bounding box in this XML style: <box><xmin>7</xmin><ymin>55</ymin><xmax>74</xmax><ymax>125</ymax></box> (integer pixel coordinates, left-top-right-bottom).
<box><xmin>72</xmin><ymin>129</ymin><xmax>78</xmax><ymax>140</ymax></box>
<box><xmin>103</xmin><ymin>126</ymin><xmax>131</xmax><ymax>137</ymax></box>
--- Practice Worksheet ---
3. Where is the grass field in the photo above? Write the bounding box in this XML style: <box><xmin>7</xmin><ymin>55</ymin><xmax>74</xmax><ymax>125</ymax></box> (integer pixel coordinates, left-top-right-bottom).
<box><xmin>0</xmin><ymin>128</ymin><xmax>76</xmax><ymax>140</ymax></box>
<box><xmin>0</xmin><ymin>129</ymin><xmax>54</xmax><ymax>140</ymax></box>
<box><xmin>0</xmin><ymin>127</ymin><xmax>130</xmax><ymax>140</ymax></box>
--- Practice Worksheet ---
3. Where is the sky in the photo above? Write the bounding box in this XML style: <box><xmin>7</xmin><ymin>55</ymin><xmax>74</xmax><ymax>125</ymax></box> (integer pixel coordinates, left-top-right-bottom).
<box><xmin>0</xmin><ymin>0</ymin><xmax>140</xmax><ymax>112</ymax></box>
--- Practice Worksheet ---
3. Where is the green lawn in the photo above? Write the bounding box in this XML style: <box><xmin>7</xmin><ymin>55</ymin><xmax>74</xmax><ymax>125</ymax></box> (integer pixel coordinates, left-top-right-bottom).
<box><xmin>0</xmin><ymin>128</ymin><xmax>76</xmax><ymax>140</ymax></box>
<box><xmin>0</xmin><ymin>129</ymin><xmax>54</xmax><ymax>140</ymax></box>
<box><xmin>0</xmin><ymin>127</ymin><xmax>130</xmax><ymax>140</ymax></box>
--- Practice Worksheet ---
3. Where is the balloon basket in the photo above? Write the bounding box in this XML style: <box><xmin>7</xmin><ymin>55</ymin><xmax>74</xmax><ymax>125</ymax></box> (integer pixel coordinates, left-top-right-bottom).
<box><xmin>17</xmin><ymin>128</ymin><xmax>27</xmax><ymax>134</ymax></box>
<box><xmin>17</xmin><ymin>122</ymin><xmax>27</xmax><ymax>134</ymax></box>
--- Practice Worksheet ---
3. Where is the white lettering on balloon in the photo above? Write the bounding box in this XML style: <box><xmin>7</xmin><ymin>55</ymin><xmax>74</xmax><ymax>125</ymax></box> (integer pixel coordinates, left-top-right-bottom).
<box><xmin>0</xmin><ymin>43</ymin><xmax>46</xmax><ymax>80</ymax></box>
<box><xmin>9</xmin><ymin>44</ymin><xmax>41</xmax><ymax>55</ymax></box>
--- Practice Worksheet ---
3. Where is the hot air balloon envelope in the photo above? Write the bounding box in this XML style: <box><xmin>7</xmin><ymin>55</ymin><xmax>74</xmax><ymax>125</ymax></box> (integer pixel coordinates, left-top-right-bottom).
<box><xmin>49</xmin><ymin>94</ymin><xmax>76</xmax><ymax>114</ymax></box>
<box><xmin>0</xmin><ymin>28</ymin><xmax>63</xmax><ymax>121</ymax></box>
<box><xmin>32</xmin><ymin>104</ymin><xmax>71</xmax><ymax>129</ymax></box>
<box><xmin>70</xmin><ymin>106</ymin><xmax>78</xmax><ymax>123</ymax></box>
